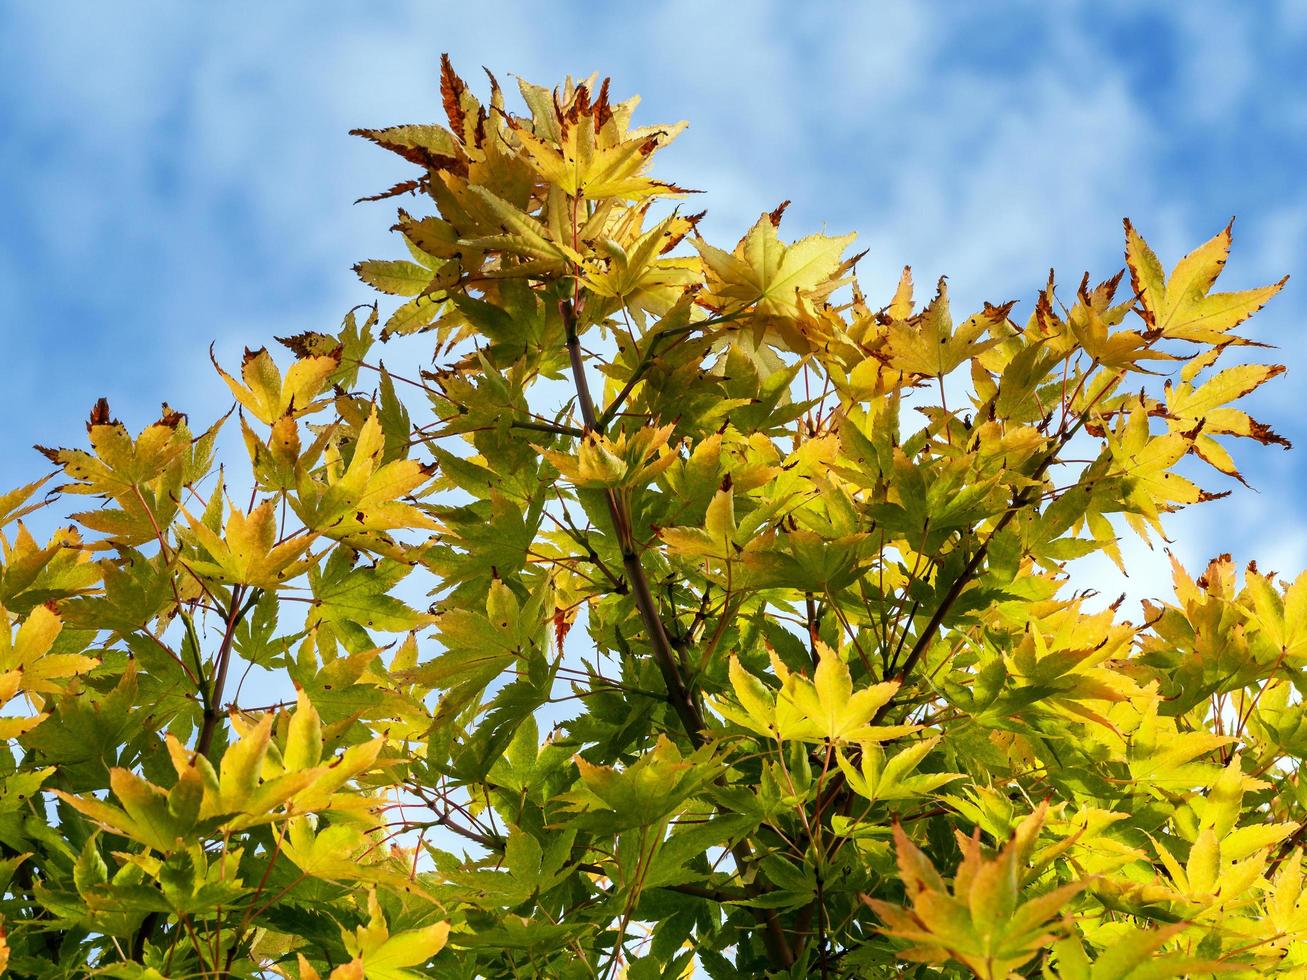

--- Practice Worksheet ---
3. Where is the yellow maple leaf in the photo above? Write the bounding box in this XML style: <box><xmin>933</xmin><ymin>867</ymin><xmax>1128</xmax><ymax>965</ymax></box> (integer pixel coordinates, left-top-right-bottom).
<box><xmin>341</xmin><ymin>889</ymin><xmax>450</xmax><ymax>980</ymax></box>
<box><xmin>881</xmin><ymin>279</ymin><xmax>1007</xmax><ymax>377</ymax></box>
<box><xmin>0</xmin><ymin>604</ymin><xmax>96</xmax><ymax>738</ymax></box>
<box><xmin>541</xmin><ymin>424</ymin><xmax>677</xmax><ymax>490</ymax></box>
<box><xmin>695</xmin><ymin>208</ymin><xmax>857</xmax><ymax>349</ymax></box>
<box><xmin>1124</xmin><ymin>218</ymin><xmax>1287</xmax><ymax>345</ymax></box>
<box><xmin>1161</xmin><ymin>362</ymin><xmax>1290</xmax><ymax>479</ymax></box>
<box><xmin>1105</xmin><ymin>407</ymin><xmax>1217</xmax><ymax>537</ymax></box>
<box><xmin>1245</xmin><ymin>567</ymin><xmax>1307</xmax><ymax>663</ymax></box>
<box><xmin>37</xmin><ymin>400</ymin><xmax>207</xmax><ymax>546</ymax></box>
<box><xmin>181</xmin><ymin>499</ymin><xmax>317</xmax><ymax>588</ymax></box>
<box><xmin>715</xmin><ymin>644</ymin><xmax>913</xmax><ymax>745</ymax></box>
<box><xmin>511</xmin><ymin>79</ymin><xmax>689</xmax><ymax>201</ymax></box>
<box><xmin>213</xmin><ymin>346</ymin><xmax>340</xmax><ymax>426</ymax></box>
<box><xmin>294</xmin><ymin>409</ymin><xmax>437</xmax><ymax>546</ymax></box>
<box><xmin>866</xmin><ymin>803</ymin><xmax>1084</xmax><ymax>980</ymax></box>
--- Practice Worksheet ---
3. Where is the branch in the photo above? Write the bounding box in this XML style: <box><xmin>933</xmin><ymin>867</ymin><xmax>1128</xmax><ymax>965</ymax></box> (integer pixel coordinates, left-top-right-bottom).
<box><xmin>559</xmin><ymin>298</ymin><xmax>793</xmax><ymax>967</ymax></box>
<box><xmin>510</xmin><ymin>418</ymin><xmax>585</xmax><ymax>439</ymax></box>
<box><xmin>1267</xmin><ymin>820</ymin><xmax>1307</xmax><ymax>880</ymax></box>
<box><xmin>561</xmin><ymin>299</ymin><xmax>706</xmax><ymax>745</ymax></box>
<box><xmin>132</xmin><ymin>584</ymin><xmax>261</xmax><ymax>961</ymax></box>
<box><xmin>197</xmin><ymin>586</ymin><xmax>262</xmax><ymax>756</ymax></box>
<box><xmin>595</xmin><ymin>308</ymin><xmax>749</xmax><ymax>433</ymax></box>
<box><xmin>872</xmin><ymin>411</ymin><xmax>1095</xmax><ymax>723</ymax></box>
<box><xmin>804</xmin><ymin>593</ymin><xmax>821</xmax><ymax>669</ymax></box>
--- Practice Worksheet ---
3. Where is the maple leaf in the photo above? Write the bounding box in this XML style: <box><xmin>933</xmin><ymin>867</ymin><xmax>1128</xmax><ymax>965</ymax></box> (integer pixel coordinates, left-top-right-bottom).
<box><xmin>0</xmin><ymin>474</ymin><xmax>52</xmax><ymax>529</ymax></box>
<box><xmin>580</xmin><ymin>210</ymin><xmax>701</xmax><ymax>320</ymax></box>
<box><xmin>456</xmin><ymin>183</ymin><xmax>584</xmax><ymax>269</ymax></box>
<box><xmin>866</xmin><ymin>803</ymin><xmax>1085</xmax><ymax>979</ymax></box>
<box><xmin>292</xmin><ymin>408</ymin><xmax>437</xmax><ymax>548</ymax></box>
<box><xmin>561</xmin><ymin>735</ymin><xmax>716</xmax><ymax>831</ymax></box>
<box><xmin>0</xmin><ymin>604</ymin><xmax>96</xmax><ymax>738</ymax></box>
<box><xmin>541</xmin><ymin>424</ymin><xmax>678</xmax><ymax>489</ymax></box>
<box><xmin>1159</xmin><ymin>362</ymin><xmax>1290</xmax><ymax>479</ymax></box>
<box><xmin>38</xmin><ymin>399</ymin><xmax>214</xmax><ymax>546</ymax></box>
<box><xmin>349</xmin><ymin>122</ymin><xmax>464</xmax><ymax>172</ymax></box>
<box><xmin>715</xmin><ymin>644</ymin><xmax>913</xmax><ymax>745</ymax></box>
<box><xmin>179</xmin><ymin>499</ymin><xmax>317</xmax><ymax>588</ymax></box>
<box><xmin>511</xmin><ymin>80</ymin><xmax>689</xmax><ymax>201</ymax></box>
<box><xmin>1002</xmin><ymin>605</ymin><xmax>1144</xmax><ymax>729</ymax></box>
<box><xmin>1245</xmin><ymin>567</ymin><xmax>1307</xmax><ymax>663</ymax></box>
<box><xmin>695</xmin><ymin>208</ymin><xmax>857</xmax><ymax>348</ymax></box>
<box><xmin>1044</xmin><ymin>922</ymin><xmax>1229</xmax><ymax>979</ymax></box>
<box><xmin>1126</xmin><ymin>693</ymin><xmax>1233</xmax><ymax>790</ymax></box>
<box><xmin>1124</xmin><ymin>218</ymin><xmax>1287</xmax><ymax>345</ymax></box>
<box><xmin>353</xmin><ymin>258</ymin><xmax>435</xmax><ymax>297</ymax></box>
<box><xmin>1258</xmin><ymin>850</ymin><xmax>1307</xmax><ymax>960</ymax></box>
<box><xmin>1060</xmin><ymin>271</ymin><xmax>1173</xmax><ymax>370</ymax></box>
<box><xmin>57</xmin><ymin>696</ymin><xmax>385</xmax><ymax>855</ymax></box>
<box><xmin>212</xmin><ymin>345</ymin><xmax>341</xmax><ymax>426</ymax></box>
<box><xmin>0</xmin><ymin>521</ymin><xmax>100</xmax><ymax>614</ymax></box>
<box><xmin>881</xmin><ymin>280</ymin><xmax>1007</xmax><ymax>377</ymax></box>
<box><xmin>1105</xmin><ymin>406</ymin><xmax>1221</xmax><ymax>537</ymax></box>
<box><xmin>341</xmin><ymin>890</ymin><xmax>449</xmax><ymax>980</ymax></box>
<box><xmin>836</xmin><ymin>735</ymin><xmax>963</xmax><ymax>803</ymax></box>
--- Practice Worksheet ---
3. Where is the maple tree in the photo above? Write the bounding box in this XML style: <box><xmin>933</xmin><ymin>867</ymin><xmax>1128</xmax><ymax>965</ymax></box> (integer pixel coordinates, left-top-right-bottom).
<box><xmin>1</xmin><ymin>55</ymin><xmax>1305</xmax><ymax>978</ymax></box>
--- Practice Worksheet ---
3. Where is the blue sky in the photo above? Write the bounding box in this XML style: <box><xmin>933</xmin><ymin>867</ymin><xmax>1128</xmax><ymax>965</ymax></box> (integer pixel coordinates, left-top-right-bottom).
<box><xmin>2</xmin><ymin>1</ymin><xmax>1306</xmax><ymax>595</ymax></box>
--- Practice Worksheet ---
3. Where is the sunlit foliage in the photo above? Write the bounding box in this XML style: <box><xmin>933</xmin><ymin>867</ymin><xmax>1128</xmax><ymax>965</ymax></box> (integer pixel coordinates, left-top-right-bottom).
<box><xmin>0</xmin><ymin>57</ymin><xmax>1302</xmax><ymax>977</ymax></box>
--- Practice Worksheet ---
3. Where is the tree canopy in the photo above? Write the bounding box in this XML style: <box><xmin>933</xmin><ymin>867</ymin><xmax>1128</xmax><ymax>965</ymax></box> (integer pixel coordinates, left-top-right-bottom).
<box><xmin>0</xmin><ymin>56</ymin><xmax>1304</xmax><ymax>978</ymax></box>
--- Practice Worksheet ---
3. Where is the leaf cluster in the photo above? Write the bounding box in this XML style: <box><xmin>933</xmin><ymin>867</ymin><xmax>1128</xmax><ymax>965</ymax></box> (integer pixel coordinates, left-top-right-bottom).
<box><xmin>0</xmin><ymin>56</ymin><xmax>1302</xmax><ymax>979</ymax></box>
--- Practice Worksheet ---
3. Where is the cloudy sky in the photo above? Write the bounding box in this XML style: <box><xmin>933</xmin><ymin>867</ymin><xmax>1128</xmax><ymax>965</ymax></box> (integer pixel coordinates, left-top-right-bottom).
<box><xmin>2</xmin><ymin>1</ymin><xmax>1306</xmax><ymax>597</ymax></box>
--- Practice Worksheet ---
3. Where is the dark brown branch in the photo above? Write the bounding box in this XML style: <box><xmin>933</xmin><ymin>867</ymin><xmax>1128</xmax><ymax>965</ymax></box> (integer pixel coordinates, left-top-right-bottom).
<box><xmin>595</xmin><ymin>309</ymin><xmax>748</xmax><ymax>433</ymax></box>
<box><xmin>804</xmin><ymin>593</ymin><xmax>821</xmax><ymax>669</ymax></box>
<box><xmin>1267</xmin><ymin>820</ymin><xmax>1307</xmax><ymax>880</ymax></box>
<box><xmin>197</xmin><ymin>586</ymin><xmax>261</xmax><ymax>756</ymax></box>
<box><xmin>563</xmin><ymin>300</ymin><xmax>600</xmax><ymax>426</ymax></box>
<box><xmin>132</xmin><ymin>584</ymin><xmax>261</xmax><ymax>962</ymax></box>
<box><xmin>559</xmin><ymin>298</ymin><xmax>793</xmax><ymax>967</ymax></box>
<box><xmin>561</xmin><ymin>299</ymin><xmax>706</xmax><ymax>745</ymax></box>
<box><xmin>872</xmin><ymin>412</ymin><xmax>1092</xmax><ymax>724</ymax></box>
